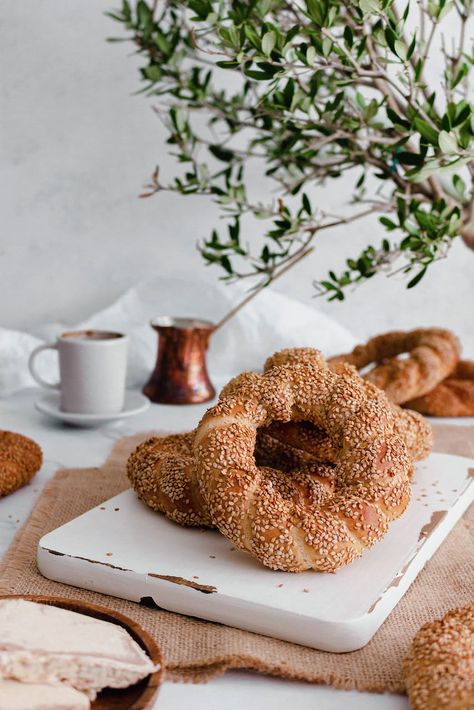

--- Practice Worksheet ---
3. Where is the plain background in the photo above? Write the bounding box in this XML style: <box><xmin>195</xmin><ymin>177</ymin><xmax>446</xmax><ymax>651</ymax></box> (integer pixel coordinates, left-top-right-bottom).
<box><xmin>1</xmin><ymin>1</ymin><xmax>472</xmax><ymax>350</ymax></box>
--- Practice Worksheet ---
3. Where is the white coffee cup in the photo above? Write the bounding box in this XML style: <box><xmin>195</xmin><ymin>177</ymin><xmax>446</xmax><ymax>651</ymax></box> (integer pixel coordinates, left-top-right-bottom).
<box><xmin>29</xmin><ymin>330</ymin><xmax>128</xmax><ymax>414</ymax></box>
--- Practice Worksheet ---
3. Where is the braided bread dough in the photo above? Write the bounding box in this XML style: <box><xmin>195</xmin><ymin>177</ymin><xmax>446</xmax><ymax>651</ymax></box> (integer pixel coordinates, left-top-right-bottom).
<box><xmin>403</xmin><ymin>603</ymin><xmax>474</xmax><ymax>709</ymax></box>
<box><xmin>194</xmin><ymin>360</ymin><xmax>412</xmax><ymax>572</ymax></box>
<box><xmin>329</xmin><ymin>328</ymin><xmax>460</xmax><ymax>404</ymax></box>
<box><xmin>406</xmin><ymin>360</ymin><xmax>474</xmax><ymax>417</ymax></box>
<box><xmin>0</xmin><ymin>431</ymin><xmax>42</xmax><ymax>497</ymax></box>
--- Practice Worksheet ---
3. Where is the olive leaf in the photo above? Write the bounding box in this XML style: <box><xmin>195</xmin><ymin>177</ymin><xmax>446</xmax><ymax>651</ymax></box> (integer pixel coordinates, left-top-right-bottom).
<box><xmin>108</xmin><ymin>0</ymin><xmax>474</xmax><ymax>301</ymax></box>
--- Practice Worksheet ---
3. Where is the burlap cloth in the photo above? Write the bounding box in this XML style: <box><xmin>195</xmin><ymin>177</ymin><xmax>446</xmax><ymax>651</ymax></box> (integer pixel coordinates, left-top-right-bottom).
<box><xmin>0</xmin><ymin>424</ymin><xmax>472</xmax><ymax>692</ymax></box>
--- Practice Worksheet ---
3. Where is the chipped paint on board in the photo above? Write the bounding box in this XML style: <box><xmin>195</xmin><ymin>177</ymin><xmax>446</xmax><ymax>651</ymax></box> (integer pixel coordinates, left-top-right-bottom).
<box><xmin>148</xmin><ymin>573</ymin><xmax>217</xmax><ymax>594</ymax></box>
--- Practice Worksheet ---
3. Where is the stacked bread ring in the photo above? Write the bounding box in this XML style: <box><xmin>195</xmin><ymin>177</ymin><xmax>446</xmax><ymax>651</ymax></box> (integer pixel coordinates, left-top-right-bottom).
<box><xmin>330</xmin><ymin>327</ymin><xmax>474</xmax><ymax>417</ymax></box>
<box><xmin>128</xmin><ymin>348</ymin><xmax>433</xmax><ymax>572</ymax></box>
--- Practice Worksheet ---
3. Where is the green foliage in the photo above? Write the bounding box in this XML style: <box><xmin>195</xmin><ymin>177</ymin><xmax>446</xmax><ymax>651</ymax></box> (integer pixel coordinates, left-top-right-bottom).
<box><xmin>108</xmin><ymin>0</ymin><xmax>474</xmax><ymax>299</ymax></box>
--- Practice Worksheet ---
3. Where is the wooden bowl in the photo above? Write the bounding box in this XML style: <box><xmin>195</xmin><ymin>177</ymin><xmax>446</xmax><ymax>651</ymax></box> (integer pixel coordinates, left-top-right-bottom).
<box><xmin>0</xmin><ymin>595</ymin><xmax>163</xmax><ymax>709</ymax></box>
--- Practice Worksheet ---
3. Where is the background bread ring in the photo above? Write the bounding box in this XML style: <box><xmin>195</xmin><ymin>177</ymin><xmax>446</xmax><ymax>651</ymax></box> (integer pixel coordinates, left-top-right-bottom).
<box><xmin>329</xmin><ymin>328</ymin><xmax>460</xmax><ymax>404</ymax></box>
<box><xmin>0</xmin><ymin>431</ymin><xmax>43</xmax><ymax>497</ymax></box>
<box><xmin>405</xmin><ymin>360</ymin><xmax>474</xmax><ymax>417</ymax></box>
<box><xmin>403</xmin><ymin>603</ymin><xmax>474</xmax><ymax>709</ymax></box>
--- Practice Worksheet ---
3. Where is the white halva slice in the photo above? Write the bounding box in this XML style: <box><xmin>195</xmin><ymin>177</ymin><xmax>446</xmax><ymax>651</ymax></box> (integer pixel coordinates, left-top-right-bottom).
<box><xmin>0</xmin><ymin>600</ymin><xmax>158</xmax><ymax>699</ymax></box>
<box><xmin>0</xmin><ymin>679</ymin><xmax>90</xmax><ymax>710</ymax></box>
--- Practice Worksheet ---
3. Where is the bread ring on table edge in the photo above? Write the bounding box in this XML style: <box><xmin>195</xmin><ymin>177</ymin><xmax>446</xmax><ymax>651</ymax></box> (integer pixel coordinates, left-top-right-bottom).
<box><xmin>194</xmin><ymin>358</ymin><xmax>413</xmax><ymax>572</ymax></box>
<box><xmin>0</xmin><ymin>431</ymin><xmax>43</xmax><ymax>498</ymax></box>
<box><xmin>403</xmin><ymin>603</ymin><xmax>474</xmax><ymax>710</ymax></box>
<box><xmin>329</xmin><ymin>328</ymin><xmax>460</xmax><ymax>404</ymax></box>
<box><xmin>405</xmin><ymin>360</ymin><xmax>474</xmax><ymax>417</ymax></box>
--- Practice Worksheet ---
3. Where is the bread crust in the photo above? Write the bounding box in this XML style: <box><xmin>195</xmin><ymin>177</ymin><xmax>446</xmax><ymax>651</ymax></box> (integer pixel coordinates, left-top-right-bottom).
<box><xmin>127</xmin><ymin>432</ymin><xmax>212</xmax><ymax>527</ymax></box>
<box><xmin>127</xmin><ymin>423</ymin><xmax>339</xmax><ymax>528</ymax></box>
<box><xmin>329</xmin><ymin>328</ymin><xmax>460</xmax><ymax>404</ymax></box>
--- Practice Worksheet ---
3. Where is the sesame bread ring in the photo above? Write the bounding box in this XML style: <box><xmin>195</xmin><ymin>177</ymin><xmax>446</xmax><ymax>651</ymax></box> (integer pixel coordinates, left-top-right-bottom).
<box><xmin>194</xmin><ymin>359</ymin><xmax>412</xmax><ymax>572</ymax></box>
<box><xmin>403</xmin><ymin>603</ymin><xmax>474</xmax><ymax>709</ymax></box>
<box><xmin>329</xmin><ymin>328</ymin><xmax>460</xmax><ymax>404</ymax></box>
<box><xmin>0</xmin><ymin>431</ymin><xmax>42</xmax><ymax>498</ymax></box>
<box><xmin>406</xmin><ymin>360</ymin><xmax>474</xmax><ymax>417</ymax></box>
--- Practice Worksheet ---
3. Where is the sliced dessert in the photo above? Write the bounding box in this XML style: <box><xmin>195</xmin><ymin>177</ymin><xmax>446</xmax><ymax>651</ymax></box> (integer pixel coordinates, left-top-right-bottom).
<box><xmin>0</xmin><ymin>600</ymin><xmax>157</xmax><ymax>699</ymax></box>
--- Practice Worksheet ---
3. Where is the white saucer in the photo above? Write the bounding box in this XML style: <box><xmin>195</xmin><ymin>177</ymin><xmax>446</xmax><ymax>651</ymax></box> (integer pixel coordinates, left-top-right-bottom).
<box><xmin>35</xmin><ymin>391</ymin><xmax>150</xmax><ymax>427</ymax></box>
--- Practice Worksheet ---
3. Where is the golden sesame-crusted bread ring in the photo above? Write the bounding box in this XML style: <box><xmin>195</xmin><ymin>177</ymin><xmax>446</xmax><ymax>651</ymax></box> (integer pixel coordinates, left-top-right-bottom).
<box><xmin>329</xmin><ymin>328</ymin><xmax>460</xmax><ymax>404</ymax></box>
<box><xmin>258</xmin><ymin>349</ymin><xmax>433</xmax><ymax>463</ymax></box>
<box><xmin>194</xmin><ymin>358</ymin><xmax>412</xmax><ymax>572</ymax></box>
<box><xmin>127</xmin><ymin>432</ymin><xmax>212</xmax><ymax>527</ymax></box>
<box><xmin>403</xmin><ymin>604</ymin><xmax>474</xmax><ymax>709</ymax></box>
<box><xmin>0</xmin><ymin>431</ymin><xmax>42</xmax><ymax>498</ymax></box>
<box><xmin>406</xmin><ymin>360</ymin><xmax>474</xmax><ymax>417</ymax></box>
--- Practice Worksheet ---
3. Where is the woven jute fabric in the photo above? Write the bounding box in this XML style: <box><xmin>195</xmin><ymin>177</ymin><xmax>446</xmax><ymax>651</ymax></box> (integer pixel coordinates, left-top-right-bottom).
<box><xmin>0</xmin><ymin>425</ymin><xmax>472</xmax><ymax>691</ymax></box>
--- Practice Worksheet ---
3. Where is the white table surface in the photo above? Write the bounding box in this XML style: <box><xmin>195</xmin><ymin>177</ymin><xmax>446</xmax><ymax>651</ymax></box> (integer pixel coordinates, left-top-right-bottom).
<box><xmin>3</xmin><ymin>388</ymin><xmax>469</xmax><ymax>709</ymax></box>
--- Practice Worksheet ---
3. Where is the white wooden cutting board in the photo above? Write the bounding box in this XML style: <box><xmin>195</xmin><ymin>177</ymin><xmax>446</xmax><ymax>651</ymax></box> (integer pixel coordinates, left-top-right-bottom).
<box><xmin>37</xmin><ymin>452</ymin><xmax>473</xmax><ymax>652</ymax></box>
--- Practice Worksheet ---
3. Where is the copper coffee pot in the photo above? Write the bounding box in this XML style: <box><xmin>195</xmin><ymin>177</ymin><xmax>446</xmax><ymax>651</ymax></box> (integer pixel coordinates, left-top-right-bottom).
<box><xmin>143</xmin><ymin>317</ymin><xmax>216</xmax><ymax>404</ymax></box>
<box><xmin>142</xmin><ymin>240</ymin><xmax>313</xmax><ymax>405</ymax></box>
